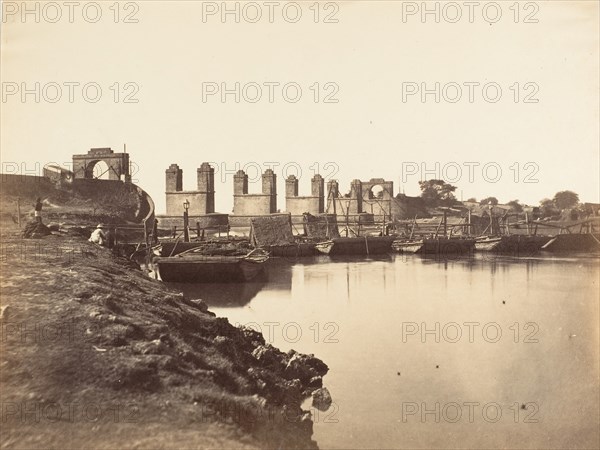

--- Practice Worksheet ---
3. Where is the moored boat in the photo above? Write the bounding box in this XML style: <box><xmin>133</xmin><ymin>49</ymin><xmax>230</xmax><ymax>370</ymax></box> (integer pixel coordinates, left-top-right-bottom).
<box><xmin>393</xmin><ymin>237</ymin><xmax>475</xmax><ymax>255</ymax></box>
<box><xmin>541</xmin><ymin>233</ymin><xmax>600</xmax><ymax>252</ymax></box>
<box><xmin>260</xmin><ymin>242</ymin><xmax>318</xmax><ymax>257</ymax></box>
<box><xmin>315</xmin><ymin>236</ymin><xmax>396</xmax><ymax>256</ymax></box>
<box><xmin>153</xmin><ymin>248</ymin><xmax>269</xmax><ymax>283</ymax></box>
<box><xmin>474</xmin><ymin>236</ymin><xmax>503</xmax><ymax>251</ymax></box>
<box><xmin>249</xmin><ymin>214</ymin><xmax>320</xmax><ymax>257</ymax></box>
<box><xmin>391</xmin><ymin>240</ymin><xmax>424</xmax><ymax>254</ymax></box>
<box><xmin>475</xmin><ymin>235</ymin><xmax>551</xmax><ymax>255</ymax></box>
<box><xmin>158</xmin><ymin>238</ymin><xmax>250</xmax><ymax>257</ymax></box>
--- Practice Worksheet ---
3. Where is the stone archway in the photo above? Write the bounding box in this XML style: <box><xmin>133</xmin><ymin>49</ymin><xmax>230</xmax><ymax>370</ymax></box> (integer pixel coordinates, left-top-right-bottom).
<box><xmin>360</xmin><ymin>178</ymin><xmax>394</xmax><ymax>217</ymax></box>
<box><xmin>72</xmin><ymin>148</ymin><xmax>130</xmax><ymax>181</ymax></box>
<box><xmin>85</xmin><ymin>160</ymin><xmax>111</xmax><ymax>179</ymax></box>
<box><xmin>369</xmin><ymin>184</ymin><xmax>385</xmax><ymax>200</ymax></box>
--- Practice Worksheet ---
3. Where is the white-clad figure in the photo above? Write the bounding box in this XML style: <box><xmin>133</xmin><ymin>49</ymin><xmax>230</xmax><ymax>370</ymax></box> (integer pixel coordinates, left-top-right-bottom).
<box><xmin>89</xmin><ymin>224</ymin><xmax>106</xmax><ymax>246</ymax></box>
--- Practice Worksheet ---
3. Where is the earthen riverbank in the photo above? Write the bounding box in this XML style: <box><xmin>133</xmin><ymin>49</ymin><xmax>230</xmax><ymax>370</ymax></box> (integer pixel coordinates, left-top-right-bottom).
<box><xmin>0</xmin><ymin>216</ymin><xmax>330</xmax><ymax>449</ymax></box>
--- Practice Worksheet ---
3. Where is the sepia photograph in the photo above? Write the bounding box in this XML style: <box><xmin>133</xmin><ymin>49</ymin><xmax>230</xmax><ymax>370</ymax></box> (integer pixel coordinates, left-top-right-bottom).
<box><xmin>1</xmin><ymin>1</ymin><xmax>599</xmax><ymax>449</ymax></box>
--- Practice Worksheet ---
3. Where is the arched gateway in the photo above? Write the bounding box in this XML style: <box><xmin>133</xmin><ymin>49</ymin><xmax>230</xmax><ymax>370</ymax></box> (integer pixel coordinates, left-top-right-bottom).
<box><xmin>72</xmin><ymin>148</ymin><xmax>130</xmax><ymax>181</ymax></box>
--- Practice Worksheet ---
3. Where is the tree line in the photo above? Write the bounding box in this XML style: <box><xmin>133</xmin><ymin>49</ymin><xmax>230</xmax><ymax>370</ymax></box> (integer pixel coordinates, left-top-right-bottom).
<box><xmin>411</xmin><ymin>179</ymin><xmax>595</xmax><ymax>218</ymax></box>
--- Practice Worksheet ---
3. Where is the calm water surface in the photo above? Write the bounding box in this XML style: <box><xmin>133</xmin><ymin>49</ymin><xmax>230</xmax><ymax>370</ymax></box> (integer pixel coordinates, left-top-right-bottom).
<box><xmin>170</xmin><ymin>253</ymin><xmax>600</xmax><ymax>449</ymax></box>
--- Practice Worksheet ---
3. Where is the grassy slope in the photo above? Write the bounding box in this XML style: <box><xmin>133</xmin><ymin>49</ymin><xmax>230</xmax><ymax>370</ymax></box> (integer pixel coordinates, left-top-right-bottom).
<box><xmin>1</xmin><ymin>178</ymin><xmax>143</xmax><ymax>227</ymax></box>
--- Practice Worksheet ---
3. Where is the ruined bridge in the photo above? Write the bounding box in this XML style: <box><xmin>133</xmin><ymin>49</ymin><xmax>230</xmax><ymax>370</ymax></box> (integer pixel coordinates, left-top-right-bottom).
<box><xmin>159</xmin><ymin>162</ymin><xmax>396</xmax><ymax>229</ymax></box>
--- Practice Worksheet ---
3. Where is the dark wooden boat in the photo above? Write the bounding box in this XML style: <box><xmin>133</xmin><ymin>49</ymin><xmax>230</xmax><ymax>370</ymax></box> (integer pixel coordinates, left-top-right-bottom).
<box><xmin>392</xmin><ymin>240</ymin><xmax>425</xmax><ymax>254</ymax></box>
<box><xmin>393</xmin><ymin>237</ymin><xmax>475</xmax><ymax>255</ymax></box>
<box><xmin>154</xmin><ymin>248</ymin><xmax>269</xmax><ymax>283</ymax></box>
<box><xmin>158</xmin><ymin>241</ymin><xmax>205</xmax><ymax>256</ymax></box>
<box><xmin>475</xmin><ymin>235</ymin><xmax>551</xmax><ymax>255</ymax></box>
<box><xmin>260</xmin><ymin>242</ymin><xmax>318</xmax><ymax>257</ymax></box>
<box><xmin>315</xmin><ymin>236</ymin><xmax>396</xmax><ymax>256</ymax></box>
<box><xmin>249</xmin><ymin>214</ymin><xmax>320</xmax><ymax>257</ymax></box>
<box><xmin>542</xmin><ymin>233</ymin><xmax>600</xmax><ymax>252</ymax></box>
<box><xmin>158</xmin><ymin>238</ymin><xmax>250</xmax><ymax>257</ymax></box>
<box><xmin>474</xmin><ymin>236</ymin><xmax>503</xmax><ymax>251</ymax></box>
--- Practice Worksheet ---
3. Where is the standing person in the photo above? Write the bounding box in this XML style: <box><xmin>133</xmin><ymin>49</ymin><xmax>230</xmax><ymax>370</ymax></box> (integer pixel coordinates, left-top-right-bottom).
<box><xmin>34</xmin><ymin>198</ymin><xmax>43</xmax><ymax>223</ymax></box>
<box><xmin>153</xmin><ymin>218</ymin><xmax>159</xmax><ymax>244</ymax></box>
<box><xmin>89</xmin><ymin>224</ymin><xmax>107</xmax><ymax>246</ymax></box>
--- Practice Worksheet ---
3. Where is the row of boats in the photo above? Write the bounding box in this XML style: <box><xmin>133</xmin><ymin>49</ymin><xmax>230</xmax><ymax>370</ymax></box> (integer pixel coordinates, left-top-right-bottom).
<box><xmin>151</xmin><ymin>232</ymin><xmax>599</xmax><ymax>283</ymax></box>
<box><xmin>315</xmin><ymin>233</ymin><xmax>585</xmax><ymax>256</ymax></box>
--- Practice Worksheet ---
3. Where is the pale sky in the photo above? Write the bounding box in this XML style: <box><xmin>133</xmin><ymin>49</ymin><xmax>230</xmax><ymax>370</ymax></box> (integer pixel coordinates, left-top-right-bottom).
<box><xmin>2</xmin><ymin>0</ymin><xmax>599</xmax><ymax>214</ymax></box>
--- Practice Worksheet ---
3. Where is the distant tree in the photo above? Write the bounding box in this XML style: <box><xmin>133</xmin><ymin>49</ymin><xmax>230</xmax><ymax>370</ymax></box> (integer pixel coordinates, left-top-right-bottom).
<box><xmin>479</xmin><ymin>197</ymin><xmax>499</xmax><ymax>206</ymax></box>
<box><xmin>466</xmin><ymin>197</ymin><xmax>477</xmax><ymax>203</ymax></box>
<box><xmin>507</xmin><ymin>200</ymin><xmax>523</xmax><ymax>213</ymax></box>
<box><xmin>539</xmin><ymin>198</ymin><xmax>558</xmax><ymax>217</ymax></box>
<box><xmin>418</xmin><ymin>179</ymin><xmax>457</xmax><ymax>206</ymax></box>
<box><xmin>553</xmin><ymin>191</ymin><xmax>579</xmax><ymax>210</ymax></box>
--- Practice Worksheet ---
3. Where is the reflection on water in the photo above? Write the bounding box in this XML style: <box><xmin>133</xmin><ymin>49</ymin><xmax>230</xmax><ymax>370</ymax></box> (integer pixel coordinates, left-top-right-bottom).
<box><xmin>192</xmin><ymin>253</ymin><xmax>600</xmax><ymax>449</ymax></box>
<box><xmin>164</xmin><ymin>275</ymin><xmax>268</xmax><ymax>307</ymax></box>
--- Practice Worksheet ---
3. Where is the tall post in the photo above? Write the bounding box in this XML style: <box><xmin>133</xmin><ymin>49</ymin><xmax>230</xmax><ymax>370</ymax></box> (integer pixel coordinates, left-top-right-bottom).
<box><xmin>183</xmin><ymin>199</ymin><xmax>190</xmax><ymax>243</ymax></box>
<box><xmin>183</xmin><ymin>211</ymin><xmax>189</xmax><ymax>242</ymax></box>
<box><xmin>443</xmin><ymin>210</ymin><xmax>448</xmax><ymax>237</ymax></box>
<box><xmin>345</xmin><ymin>200</ymin><xmax>350</xmax><ymax>237</ymax></box>
<box><xmin>16</xmin><ymin>198</ymin><xmax>21</xmax><ymax>229</ymax></box>
<box><xmin>467</xmin><ymin>210</ymin><xmax>471</xmax><ymax>236</ymax></box>
<box><xmin>142</xmin><ymin>219</ymin><xmax>148</xmax><ymax>269</ymax></box>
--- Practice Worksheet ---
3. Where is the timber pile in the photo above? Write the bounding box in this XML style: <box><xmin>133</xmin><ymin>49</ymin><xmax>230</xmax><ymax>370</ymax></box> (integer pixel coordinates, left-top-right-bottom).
<box><xmin>21</xmin><ymin>220</ymin><xmax>52</xmax><ymax>239</ymax></box>
<box><xmin>303</xmin><ymin>213</ymin><xmax>340</xmax><ymax>239</ymax></box>
<box><xmin>250</xmin><ymin>214</ymin><xmax>295</xmax><ymax>246</ymax></box>
<box><xmin>182</xmin><ymin>241</ymin><xmax>253</xmax><ymax>256</ymax></box>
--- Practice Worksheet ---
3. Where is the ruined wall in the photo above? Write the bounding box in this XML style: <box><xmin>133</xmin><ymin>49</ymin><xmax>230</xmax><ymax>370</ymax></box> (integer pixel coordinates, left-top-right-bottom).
<box><xmin>233</xmin><ymin>195</ymin><xmax>272</xmax><ymax>216</ymax></box>
<box><xmin>324</xmin><ymin>178</ymin><xmax>394</xmax><ymax>220</ymax></box>
<box><xmin>232</xmin><ymin>169</ymin><xmax>277</xmax><ymax>217</ymax></box>
<box><xmin>362</xmin><ymin>199</ymin><xmax>391</xmax><ymax>216</ymax></box>
<box><xmin>197</xmin><ymin>162</ymin><xmax>215</xmax><ymax>214</ymax></box>
<box><xmin>165</xmin><ymin>163</ymin><xmax>215</xmax><ymax>216</ymax></box>
<box><xmin>325</xmin><ymin>179</ymin><xmax>359</xmax><ymax>216</ymax></box>
<box><xmin>0</xmin><ymin>174</ymin><xmax>55</xmax><ymax>198</ymax></box>
<box><xmin>286</xmin><ymin>197</ymin><xmax>321</xmax><ymax>215</ymax></box>
<box><xmin>72</xmin><ymin>148</ymin><xmax>130</xmax><ymax>181</ymax></box>
<box><xmin>162</xmin><ymin>162</ymin><xmax>396</xmax><ymax>224</ymax></box>
<box><xmin>361</xmin><ymin>178</ymin><xmax>393</xmax><ymax>218</ymax></box>
<box><xmin>285</xmin><ymin>174</ymin><xmax>324</xmax><ymax>215</ymax></box>
<box><xmin>156</xmin><ymin>213</ymin><xmax>229</xmax><ymax>232</ymax></box>
<box><xmin>166</xmin><ymin>192</ymin><xmax>210</xmax><ymax>216</ymax></box>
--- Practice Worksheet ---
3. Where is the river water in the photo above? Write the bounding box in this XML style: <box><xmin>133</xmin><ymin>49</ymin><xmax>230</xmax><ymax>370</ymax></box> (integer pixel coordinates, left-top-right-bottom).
<box><xmin>170</xmin><ymin>253</ymin><xmax>599</xmax><ymax>449</ymax></box>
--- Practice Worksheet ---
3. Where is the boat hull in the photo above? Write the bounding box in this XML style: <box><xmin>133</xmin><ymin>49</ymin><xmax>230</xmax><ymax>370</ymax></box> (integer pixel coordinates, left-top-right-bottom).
<box><xmin>393</xmin><ymin>238</ymin><xmax>475</xmax><ymax>255</ymax></box>
<box><xmin>262</xmin><ymin>243</ymin><xmax>318</xmax><ymax>257</ymax></box>
<box><xmin>158</xmin><ymin>242</ymin><xmax>205</xmax><ymax>256</ymax></box>
<box><xmin>420</xmin><ymin>238</ymin><xmax>475</xmax><ymax>254</ymax></box>
<box><xmin>154</xmin><ymin>255</ymin><xmax>266</xmax><ymax>283</ymax></box>
<box><xmin>476</xmin><ymin>235</ymin><xmax>552</xmax><ymax>255</ymax></box>
<box><xmin>392</xmin><ymin>241</ymin><xmax>424</xmax><ymax>253</ymax></box>
<box><xmin>541</xmin><ymin>233</ymin><xmax>600</xmax><ymax>252</ymax></box>
<box><xmin>474</xmin><ymin>237</ymin><xmax>503</xmax><ymax>252</ymax></box>
<box><xmin>315</xmin><ymin>236</ymin><xmax>396</xmax><ymax>256</ymax></box>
